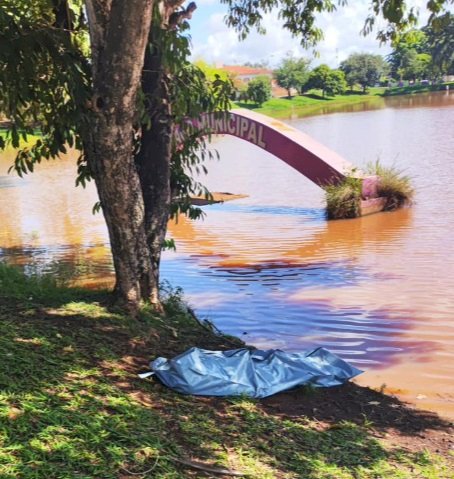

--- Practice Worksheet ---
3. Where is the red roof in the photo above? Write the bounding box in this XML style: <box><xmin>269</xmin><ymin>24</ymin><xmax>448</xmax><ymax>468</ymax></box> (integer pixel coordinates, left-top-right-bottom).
<box><xmin>220</xmin><ymin>65</ymin><xmax>273</xmax><ymax>76</ymax></box>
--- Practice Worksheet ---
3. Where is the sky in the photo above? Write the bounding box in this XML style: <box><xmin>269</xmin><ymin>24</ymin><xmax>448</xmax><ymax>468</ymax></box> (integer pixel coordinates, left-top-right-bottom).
<box><xmin>188</xmin><ymin>0</ymin><xmax>432</xmax><ymax>68</ymax></box>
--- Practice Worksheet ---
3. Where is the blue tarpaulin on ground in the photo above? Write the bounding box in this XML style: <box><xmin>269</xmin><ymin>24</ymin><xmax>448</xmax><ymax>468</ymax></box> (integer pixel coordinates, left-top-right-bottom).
<box><xmin>141</xmin><ymin>347</ymin><xmax>362</xmax><ymax>398</ymax></box>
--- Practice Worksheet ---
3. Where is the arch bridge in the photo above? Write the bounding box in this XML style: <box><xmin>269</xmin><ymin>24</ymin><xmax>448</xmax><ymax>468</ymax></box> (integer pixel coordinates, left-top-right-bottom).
<box><xmin>185</xmin><ymin>109</ymin><xmax>384</xmax><ymax>215</ymax></box>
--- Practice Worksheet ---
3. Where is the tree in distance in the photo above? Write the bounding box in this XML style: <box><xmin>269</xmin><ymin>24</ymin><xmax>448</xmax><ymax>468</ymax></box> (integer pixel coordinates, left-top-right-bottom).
<box><xmin>388</xmin><ymin>15</ymin><xmax>454</xmax><ymax>82</ymax></box>
<box><xmin>340</xmin><ymin>53</ymin><xmax>389</xmax><ymax>92</ymax></box>
<box><xmin>388</xmin><ymin>29</ymin><xmax>432</xmax><ymax>80</ymax></box>
<box><xmin>305</xmin><ymin>65</ymin><xmax>347</xmax><ymax>97</ymax></box>
<box><xmin>398</xmin><ymin>50</ymin><xmax>433</xmax><ymax>80</ymax></box>
<box><xmin>425</xmin><ymin>12</ymin><xmax>454</xmax><ymax>76</ymax></box>
<box><xmin>246</xmin><ymin>76</ymin><xmax>272</xmax><ymax>106</ymax></box>
<box><xmin>274</xmin><ymin>55</ymin><xmax>311</xmax><ymax>98</ymax></box>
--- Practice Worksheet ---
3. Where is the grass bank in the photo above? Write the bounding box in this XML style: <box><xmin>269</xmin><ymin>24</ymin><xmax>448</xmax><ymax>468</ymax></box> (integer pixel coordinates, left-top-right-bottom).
<box><xmin>0</xmin><ymin>263</ymin><xmax>453</xmax><ymax>478</ymax></box>
<box><xmin>383</xmin><ymin>82</ymin><xmax>454</xmax><ymax>97</ymax></box>
<box><xmin>235</xmin><ymin>89</ymin><xmax>386</xmax><ymax>119</ymax></box>
<box><xmin>235</xmin><ymin>83</ymin><xmax>453</xmax><ymax>119</ymax></box>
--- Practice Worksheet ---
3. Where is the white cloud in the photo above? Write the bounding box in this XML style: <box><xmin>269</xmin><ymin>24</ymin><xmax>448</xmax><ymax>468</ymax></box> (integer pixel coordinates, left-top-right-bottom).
<box><xmin>190</xmin><ymin>0</ymin><xmax>436</xmax><ymax>68</ymax></box>
<box><xmin>192</xmin><ymin>12</ymin><xmax>306</xmax><ymax>66</ymax></box>
<box><xmin>195</xmin><ymin>0</ymin><xmax>218</xmax><ymax>5</ymax></box>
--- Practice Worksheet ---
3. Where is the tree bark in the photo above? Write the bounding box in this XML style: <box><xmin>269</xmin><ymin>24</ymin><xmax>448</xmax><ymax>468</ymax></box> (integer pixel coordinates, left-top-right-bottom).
<box><xmin>136</xmin><ymin>26</ymin><xmax>173</xmax><ymax>307</ymax></box>
<box><xmin>84</xmin><ymin>0</ymin><xmax>156</xmax><ymax>311</ymax></box>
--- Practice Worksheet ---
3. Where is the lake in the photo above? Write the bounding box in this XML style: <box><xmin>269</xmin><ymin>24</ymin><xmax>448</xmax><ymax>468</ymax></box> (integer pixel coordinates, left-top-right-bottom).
<box><xmin>1</xmin><ymin>91</ymin><xmax>453</xmax><ymax>417</ymax></box>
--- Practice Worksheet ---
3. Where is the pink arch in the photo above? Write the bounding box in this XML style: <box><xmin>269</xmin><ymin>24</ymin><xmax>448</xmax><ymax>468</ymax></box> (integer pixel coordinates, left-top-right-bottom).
<box><xmin>198</xmin><ymin>109</ymin><xmax>355</xmax><ymax>187</ymax></box>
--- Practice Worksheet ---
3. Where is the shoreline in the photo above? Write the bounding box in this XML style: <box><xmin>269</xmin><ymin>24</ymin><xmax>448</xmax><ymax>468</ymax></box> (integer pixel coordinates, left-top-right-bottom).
<box><xmin>1</xmin><ymin>90</ymin><xmax>454</xmax><ymax>477</ymax></box>
<box><xmin>1</xmin><ymin>85</ymin><xmax>453</xmax><ymax>135</ymax></box>
<box><xmin>234</xmin><ymin>83</ymin><xmax>454</xmax><ymax>120</ymax></box>
<box><xmin>0</xmin><ymin>263</ymin><xmax>453</xmax><ymax>478</ymax></box>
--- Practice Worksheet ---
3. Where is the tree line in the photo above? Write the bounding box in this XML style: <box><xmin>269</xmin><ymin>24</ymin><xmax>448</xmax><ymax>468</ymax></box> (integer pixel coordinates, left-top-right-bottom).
<box><xmin>226</xmin><ymin>12</ymin><xmax>454</xmax><ymax>105</ymax></box>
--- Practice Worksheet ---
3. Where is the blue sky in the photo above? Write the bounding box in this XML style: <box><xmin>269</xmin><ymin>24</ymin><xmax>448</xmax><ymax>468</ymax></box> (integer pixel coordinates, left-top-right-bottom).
<box><xmin>187</xmin><ymin>0</ymin><xmax>431</xmax><ymax>68</ymax></box>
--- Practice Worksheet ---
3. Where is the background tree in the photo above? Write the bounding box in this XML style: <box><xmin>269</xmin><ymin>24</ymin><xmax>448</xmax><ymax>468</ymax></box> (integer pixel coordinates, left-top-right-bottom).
<box><xmin>274</xmin><ymin>55</ymin><xmax>311</xmax><ymax>97</ymax></box>
<box><xmin>305</xmin><ymin>65</ymin><xmax>347</xmax><ymax>97</ymax></box>
<box><xmin>244</xmin><ymin>60</ymin><xmax>270</xmax><ymax>68</ymax></box>
<box><xmin>340</xmin><ymin>53</ymin><xmax>389</xmax><ymax>92</ymax></box>
<box><xmin>388</xmin><ymin>15</ymin><xmax>454</xmax><ymax>81</ymax></box>
<box><xmin>388</xmin><ymin>29</ymin><xmax>430</xmax><ymax>79</ymax></box>
<box><xmin>246</xmin><ymin>76</ymin><xmax>272</xmax><ymax>106</ymax></box>
<box><xmin>401</xmin><ymin>50</ymin><xmax>432</xmax><ymax>80</ymax></box>
<box><xmin>193</xmin><ymin>59</ymin><xmax>231</xmax><ymax>83</ymax></box>
<box><xmin>424</xmin><ymin>12</ymin><xmax>454</xmax><ymax>76</ymax></box>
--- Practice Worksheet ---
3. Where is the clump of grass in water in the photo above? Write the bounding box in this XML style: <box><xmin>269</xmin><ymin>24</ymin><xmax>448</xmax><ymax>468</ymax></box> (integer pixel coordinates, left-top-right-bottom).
<box><xmin>324</xmin><ymin>162</ymin><xmax>414</xmax><ymax>219</ymax></box>
<box><xmin>367</xmin><ymin>160</ymin><xmax>414</xmax><ymax>210</ymax></box>
<box><xmin>324</xmin><ymin>175</ymin><xmax>362</xmax><ymax>220</ymax></box>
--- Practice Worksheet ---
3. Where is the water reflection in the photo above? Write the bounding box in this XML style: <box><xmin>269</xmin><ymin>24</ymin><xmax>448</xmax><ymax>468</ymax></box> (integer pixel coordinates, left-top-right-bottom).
<box><xmin>383</xmin><ymin>90</ymin><xmax>454</xmax><ymax>109</ymax></box>
<box><xmin>292</xmin><ymin>90</ymin><xmax>454</xmax><ymax>119</ymax></box>
<box><xmin>166</xmin><ymin>204</ymin><xmax>413</xmax><ymax>265</ymax></box>
<box><xmin>0</xmin><ymin>244</ymin><xmax>113</xmax><ymax>288</ymax></box>
<box><xmin>163</xmin><ymin>209</ymin><xmax>423</xmax><ymax>369</ymax></box>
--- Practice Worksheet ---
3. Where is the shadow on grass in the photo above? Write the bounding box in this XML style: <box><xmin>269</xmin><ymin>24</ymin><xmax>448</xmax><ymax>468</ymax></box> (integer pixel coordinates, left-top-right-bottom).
<box><xmin>342</xmin><ymin>90</ymin><xmax>371</xmax><ymax>96</ymax></box>
<box><xmin>302</xmin><ymin>93</ymin><xmax>332</xmax><ymax>101</ymax></box>
<box><xmin>0</xmin><ymin>264</ymin><xmax>452</xmax><ymax>478</ymax></box>
<box><xmin>299</xmin><ymin>91</ymin><xmax>374</xmax><ymax>101</ymax></box>
<box><xmin>234</xmin><ymin>101</ymin><xmax>260</xmax><ymax>110</ymax></box>
<box><xmin>384</xmin><ymin>82</ymin><xmax>453</xmax><ymax>96</ymax></box>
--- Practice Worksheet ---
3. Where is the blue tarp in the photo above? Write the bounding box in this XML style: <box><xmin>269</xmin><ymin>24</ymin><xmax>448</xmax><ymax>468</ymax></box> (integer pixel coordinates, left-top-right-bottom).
<box><xmin>142</xmin><ymin>347</ymin><xmax>362</xmax><ymax>398</ymax></box>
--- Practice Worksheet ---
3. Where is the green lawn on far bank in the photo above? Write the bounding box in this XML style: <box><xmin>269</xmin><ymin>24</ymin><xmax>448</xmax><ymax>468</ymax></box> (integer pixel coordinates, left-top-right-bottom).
<box><xmin>0</xmin><ymin>263</ymin><xmax>453</xmax><ymax>479</ymax></box>
<box><xmin>235</xmin><ymin>88</ymin><xmax>385</xmax><ymax>119</ymax></box>
<box><xmin>383</xmin><ymin>81</ymin><xmax>454</xmax><ymax>96</ymax></box>
<box><xmin>0</xmin><ymin>129</ymin><xmax>41</xmax><ymax>149</ymax></box>
<box><xmin>236</xmin><ymin>83</ymin><xmax>453</xmax><ymax>119</ymax></box>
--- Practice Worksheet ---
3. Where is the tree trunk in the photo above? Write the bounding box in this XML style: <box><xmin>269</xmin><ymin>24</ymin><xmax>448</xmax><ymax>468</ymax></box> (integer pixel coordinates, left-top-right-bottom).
<box><xmin>86</xmin><ymin>123</ymin><xmax>154</xmax><ymax>309</ymax></box>
<box><xmin>136</xmin><ymin>25</ymin><xmax>173</xmax><ymax>307</ymax></box>
<box><xmin>84</xmin><ymin>0</ymin><xmax>156</xmax><ymax>311</ymax></box>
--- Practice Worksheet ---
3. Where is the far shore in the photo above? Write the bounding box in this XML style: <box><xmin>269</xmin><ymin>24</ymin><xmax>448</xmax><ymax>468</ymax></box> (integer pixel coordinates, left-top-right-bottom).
<box><xmin>234</xmin><ymin>82</ymin><xmax>454</xmax><ymax>120</ymax></box>
<box><xmin>1</xmin><ymin>84</ymin><xmax>453</xmax><ymax>136</ymax></box>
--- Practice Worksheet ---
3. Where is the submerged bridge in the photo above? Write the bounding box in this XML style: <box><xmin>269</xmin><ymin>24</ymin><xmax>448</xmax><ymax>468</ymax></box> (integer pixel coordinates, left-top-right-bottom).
<box><xmin>185</xmin><ymin>109</ymin><xmax>384</xmax><ymax>215</ymax></box>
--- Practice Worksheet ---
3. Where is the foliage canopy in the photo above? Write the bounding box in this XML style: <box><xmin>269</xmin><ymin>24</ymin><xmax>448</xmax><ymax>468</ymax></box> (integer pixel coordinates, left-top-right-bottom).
<box><xmin>340</xmin><ymin>53</ymin><xmax>389</xmax><ymax>92</ymax></box>
<box><xmin>275</xmin><ymin>55</ymin><xmax>311</xmax><ymax>97</ymax></box>
<box><xmin>305</xmin><ymin>65</ymin><xmax>347</xmax><ymax>97</ymax></box>
<box><xmin>246</xmin><ymin>76</ymin><xmax>272</xmax><ymax>106</ymax></box>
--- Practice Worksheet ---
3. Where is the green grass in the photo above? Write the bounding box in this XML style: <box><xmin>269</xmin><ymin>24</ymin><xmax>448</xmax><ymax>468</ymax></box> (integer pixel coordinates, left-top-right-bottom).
<box><xmin>0</xmin><ymin>128</ymin><xmax>41</xmax><ymax>150</ymax></box>
<box><xmin>234</xmin><ymin>82</ymin><xmax>453</xmax><ymax>119</ymax></box>
<box><xmin>324</xmin><ymin>174</ymin><xmax>362</xmax><ymax>220</ymax></box>
<box><xmin>0</xmin><ymin>263</ymin><xmax>452</xmax><ymax>478</ymax></box>
<box><xmin>367</xmin><ymin>160</ymin><xmax>415</xmax><ymax>210</ymax></box>
<box><xmin>234</xmin><ymin>88</ymin><xmax>386</xmax><ymax>119</ymax></box>
<box><xmin>323</xmin><ymin>162</ymin><xmax>414</xmax><ymax>219</ymax></box>
<box><xmin>383</xmin><ymin>82</ymin><xmax>454</xmax><ymax>97</ymax></box>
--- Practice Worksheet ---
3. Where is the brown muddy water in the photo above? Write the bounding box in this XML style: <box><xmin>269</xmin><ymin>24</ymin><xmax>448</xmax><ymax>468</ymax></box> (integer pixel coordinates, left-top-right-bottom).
<box><xmin>1</xmin><ymin>91</ymin><xmax>454</xmax><ymax>417</ymax></box>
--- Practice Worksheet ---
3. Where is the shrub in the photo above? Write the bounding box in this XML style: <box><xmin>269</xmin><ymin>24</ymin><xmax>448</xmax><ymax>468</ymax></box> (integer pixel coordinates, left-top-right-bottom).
<box><xmin>367</xmin><ymin>160</ymin><xmax>414</xmax><ymax>210</ymax></box>
<box><xmin>324</xmin><ymin>162</ymin><xmax>414</xmax><ymax>219</ymax></box>
<box><xmin>246</xmin><ymin>76</ymin><xmax>272</xmax><ymax>106</ymax></box>
<box><xmin>324</xmin><ymin>175</ymin><xmax>362</xmax><ymax>219</ymax></box>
